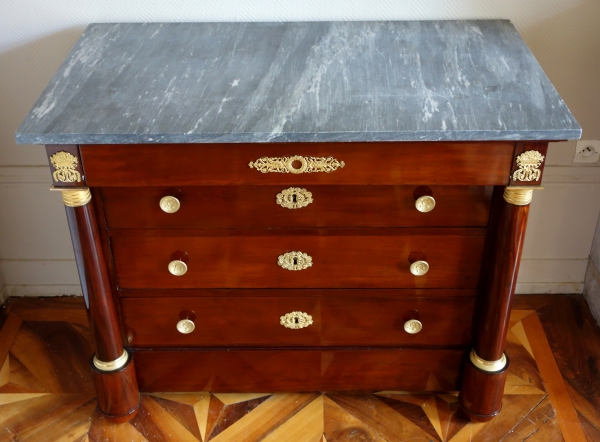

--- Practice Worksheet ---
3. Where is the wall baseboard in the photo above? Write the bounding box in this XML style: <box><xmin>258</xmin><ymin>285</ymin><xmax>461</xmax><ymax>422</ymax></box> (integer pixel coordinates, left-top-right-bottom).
<box><xmin>2</xmin><ymin>164</ymin><xmax>599</xmax><ymax>185</ymax></box>
<box><xmin>516</xmin><ymin>282</ymin><xmax>583</xmax><ymax>294</ymax></box>
<box><xmin>0</xmin><ymin>260</ymin><xmax>79</xmax><ymax>286</ymax></box>
<box><xmin>517</xmin><ymin>258</ymin><xmax>588</xmax><ymax>294</ymax></box>
<box><xmin>0</xmin><ymin>164</ymin><xmax>597</xmax><ymax>298</ymax></box>
<box><xmin>0</xmin><ymin>166</ymin><xmax>50</xmax><ymax>184</ymax></box>
<box><xmin>583</xmin><ymin>259</ymin><xmax>600</xmax><ymax>324</ymax></box>
<box><xmin>0</xmin><ymin>282</ymin><xmax>581</xmax><ymax>300</ymax></box>
<box><xmin>0</xmin><ymin>257</ymin><xmax>588</xmax><ymax>297</ymax></box>
<box><xmin>0</xmin><ymin>285</ymin><xmax>8</xmax><ymax>305</ymax></box>
<box><xmin>541</xmin><ymin>165</ymin><xmax>600</xmax><ymax>187</ymax></box>
<box><xmin>2</xmin><ymin>285</ymin><xmax>82</xmax><ymax>298</ymax></box>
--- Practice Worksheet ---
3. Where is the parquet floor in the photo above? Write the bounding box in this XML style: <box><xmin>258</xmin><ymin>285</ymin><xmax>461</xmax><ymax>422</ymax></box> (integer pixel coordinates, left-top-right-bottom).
<box><xmin>0</xmin><ymin>295</ymin><xmax>599</xmax><ymax>441</ymax></box>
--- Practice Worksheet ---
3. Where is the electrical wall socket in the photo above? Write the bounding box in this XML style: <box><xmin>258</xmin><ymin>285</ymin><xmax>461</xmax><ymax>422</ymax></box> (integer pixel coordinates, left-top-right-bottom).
<box><xmin>573</xmin><ymin>140</ymin><xmax>600</xmax><ymax>164</ymax></box>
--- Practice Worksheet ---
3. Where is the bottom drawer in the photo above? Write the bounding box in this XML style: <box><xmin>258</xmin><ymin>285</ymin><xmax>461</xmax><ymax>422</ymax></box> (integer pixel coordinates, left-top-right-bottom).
<box><xmin>121</xmin><ymin>296</ymin><xmax>475</xmax><ymax>347</ymax></box>
<box><xmin>132</xmin><ymin>348</ymin><xmax>466</xmax><ymax>392</ymax></box>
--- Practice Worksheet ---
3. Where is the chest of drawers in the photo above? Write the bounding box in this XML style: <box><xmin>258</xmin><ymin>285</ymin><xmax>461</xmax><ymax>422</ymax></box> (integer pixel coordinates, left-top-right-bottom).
<box><xmin>17</xmin><ymin>21</ymin><xmax>580</xmax><ymax>423</ymax></box>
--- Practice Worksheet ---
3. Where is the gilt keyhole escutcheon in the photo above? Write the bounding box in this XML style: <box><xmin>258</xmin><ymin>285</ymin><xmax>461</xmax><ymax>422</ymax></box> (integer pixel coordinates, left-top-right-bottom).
<box><xmin>278</xmin><ymin>251</ymin><xmax>313</xmax><ymax>271</ymax></box>
<box><xmin>280</xmin><ymin>311</ymin><xmax>313</xmax><ymax>329</ymax></box>
<box><xmin>276</xmin><ymin>187</ymin><xmax>313</xmax><ymax>209</ymax></box>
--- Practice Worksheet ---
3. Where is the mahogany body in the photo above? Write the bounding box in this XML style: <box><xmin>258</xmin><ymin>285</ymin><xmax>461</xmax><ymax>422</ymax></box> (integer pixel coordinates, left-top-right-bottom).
<box><xmin>102</xmin><ymin>185</ymin><xmax>493</xmax><ymax>229</ymax></box>
<box><xmin>459</xmin><ymin>361</ymin><xmax>509</xmax><ymax>422</ymax></box>
<box><xmin>474</xmin><ymin>189</ymin><xmax>530</xmax><ymax>360</ymax></box>
<box><xmin>132</xmin><ymin>348</ymin><xmax>466</xmax><ymax>392</ymax></box>
<box><xmin>458</xmin><ymin>185</ymin><xmax>532</xmax><ymax>420</ymax></box>
<box><xmin>63</xmin><ymin>200</ymin><xmax>140</xmax><ymax>421</ymax></box>
<box><xmin>51</xmin><ymin>140</ymin><xmax>545</xmax><ymax>423</ymax></box>
<box><xmin>110</xmin><ymin>229</ymin><xmax>486</xmax><ymax>289</ymax></box>
<box><xmin>121</xmin><ymin>295</ymin><xmax>476</xmax><ymax>347</ymax></box>
<box><xmin>80</xmin><ymin>142</ymin><xmax>514</xmax><ymax>186</ymax></box>
<box><xmin>92</xmin><ymin>356</ymin><xmax>141</xmax><ymax>422</ymax></box>
<box><xmin>65</xmin><ymin>205</ymin><xmax>123</xmax><ymax>361</ymax></box>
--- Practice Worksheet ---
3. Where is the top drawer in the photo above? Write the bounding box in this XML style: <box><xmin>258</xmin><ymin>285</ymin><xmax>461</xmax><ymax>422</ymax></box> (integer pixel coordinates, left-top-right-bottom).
<box><xmin>101</xmin><ymin>185</ymin><xmax>492</xmax><ymax>229</ymax></box>
<box><xmin>80</xmin><ymin>142</ymin><xmax>515</xmax><ymax>186</ymax></box>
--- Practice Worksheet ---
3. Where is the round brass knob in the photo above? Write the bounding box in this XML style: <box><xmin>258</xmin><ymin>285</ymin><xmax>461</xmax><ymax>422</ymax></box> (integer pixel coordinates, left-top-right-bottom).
<box><xmin>410</xmin><ymin>260</ymin><xmax>429</xmax><ymax>276</ymax></box>
<box><xmin>168</xmin><ymin>260</ymin><xmax>188</xmax><ymax>276</ymax></box>
<box><xmin>176</xmin><ymin>319</ymin><xmax>195</xmax><ymax>334</ymax></box>
<box><xmin>160</xmin><ymin>196</ymin><xmax>181</xmax><ymax>213</ymax></box>
<box><xmin>404</xmin><ymin>319</ymin><xmax>422</xmax><ymax>334</ymax></box>
<box><xmin>415</xmin><ymin>195</ymin><xmax>435</xmax><ymax>212</ymax></box>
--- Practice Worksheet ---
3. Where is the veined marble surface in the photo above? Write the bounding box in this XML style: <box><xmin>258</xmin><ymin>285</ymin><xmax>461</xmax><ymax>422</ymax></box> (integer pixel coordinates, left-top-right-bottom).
<box><xmin>16</xmin><ymin>21</ymin><xmax>580</xmax><ymax>145</ymax></box>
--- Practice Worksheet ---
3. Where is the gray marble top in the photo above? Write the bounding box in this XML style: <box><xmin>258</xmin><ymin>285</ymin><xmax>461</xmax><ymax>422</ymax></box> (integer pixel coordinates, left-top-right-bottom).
<box><xmin>16</xmin><ymin>21</ymin><xmax>580</xmax><ymax>145</ymax></box>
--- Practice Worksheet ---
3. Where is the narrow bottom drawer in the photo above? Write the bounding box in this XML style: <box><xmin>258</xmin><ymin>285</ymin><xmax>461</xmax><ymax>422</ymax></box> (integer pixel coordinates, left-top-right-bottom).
<box><xmin>132</xmin><ymin>348</ymin><xmax>466</xmax><ymax>392</ymax></box>
<box><xmin>122</xmin><ymin>296</ymin><xmax>475</xmax><ymax>347</ymax></box>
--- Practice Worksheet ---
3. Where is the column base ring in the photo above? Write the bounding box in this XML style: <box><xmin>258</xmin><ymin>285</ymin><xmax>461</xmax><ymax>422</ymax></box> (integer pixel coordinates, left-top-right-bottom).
<box><xmin>469</xmin><ymin>349</ymin><xmax>507</xmax><ymax>373</ymax></box>
<box><xmin>93</xmin><ymin>349</ymin><xmax>129</xmax><ymax>372</ymax></box>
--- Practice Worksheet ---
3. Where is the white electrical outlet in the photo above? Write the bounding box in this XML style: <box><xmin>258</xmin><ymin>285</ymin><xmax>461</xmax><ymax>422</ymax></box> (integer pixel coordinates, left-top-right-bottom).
<box><xmin>573</xmin><ymin>140</ymin><xmax>600</xmax><ymax>164</ymax></box>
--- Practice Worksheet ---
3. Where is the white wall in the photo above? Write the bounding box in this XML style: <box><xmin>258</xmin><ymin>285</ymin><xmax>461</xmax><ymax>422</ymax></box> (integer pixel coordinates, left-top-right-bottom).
<box><xmin>519</xmin><ymin>142</ymin><xmax>600</xmax><ymax>294</ymax></box>
<box><xmin>1</xmin><ymin>0</ymin><xmax>599</xmax><ymax>297</ymax></box>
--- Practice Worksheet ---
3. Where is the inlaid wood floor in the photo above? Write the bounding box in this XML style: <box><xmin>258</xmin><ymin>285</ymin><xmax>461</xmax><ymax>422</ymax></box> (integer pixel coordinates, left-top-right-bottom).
<box><xmin>0</xmin><ymin>295</ymin><xmax>599</xmax><ymax>441</ymax></box>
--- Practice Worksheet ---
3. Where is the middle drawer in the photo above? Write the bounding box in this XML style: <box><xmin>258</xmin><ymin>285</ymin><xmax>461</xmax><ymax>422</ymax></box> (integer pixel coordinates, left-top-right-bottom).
<box><xmin>111</xmin><ymin>229</ymin><xmax>486</xmax><ymax>289</ymax></box>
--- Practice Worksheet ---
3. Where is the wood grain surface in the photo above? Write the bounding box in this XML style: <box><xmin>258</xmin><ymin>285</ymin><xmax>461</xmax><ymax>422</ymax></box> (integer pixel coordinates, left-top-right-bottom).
<box><xmin>80</xmin><ymin>142</ymin><xmax>515</xmax><ymax>186</ymax></box>
<box><xmin>458</xmin><ymin>186</ymin><xmax>532</xmax><ymax>421</ymax></box>
<box><xmin>121</xmin><ymin>296</ymin><xmax>475</xmax><ymax>348</ymax></box>
<box><xmin>2</xmin><ymin>295</ymin><xmax>595</xmax><ymax>441</ymax></box>
<box><xmin>101</xmin><ymin>185</ymin><xmax>493</xmax><ymax>229</ymax></box>
<box><xmin>110</xmin><ymin>229</ymin><xmax>486</xmax><ymax>289</ymax></box>
<box><xmin>474</xmin><ymin>187</ymin><xmax>530</xmax><ymax>361</ymax></box>
<box><xmin>522</xmin><ymin>313</ymin><xmax>586</xmax><ymax>442</ymax></box>
<box><xmin>536</xmin><ymin>296</ymin><xmax>600</xmax><ymax>442</ymax></box>
<box><xmin>117</xmin><ymin>287</ymin><xmax>478</xmax><ymax>299</ymax></box>
<box><xmin>132</xmin><ymin>348</ymin><xmax>466</xmax><ymax>393</ymax></box>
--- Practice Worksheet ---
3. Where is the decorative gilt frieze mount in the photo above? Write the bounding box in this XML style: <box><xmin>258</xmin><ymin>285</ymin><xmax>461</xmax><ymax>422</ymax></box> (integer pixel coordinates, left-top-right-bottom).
<box><xmin>249</xmin><ymin>155</ymin><xmax>345</xmax><ymax>174</ymax></box>
<box><xmin>49</xmin><ymin>151</ymin><xmax>82</xmax><ymax>183</ymax></box>
<box><xmin>512</xmin><ymin>150</ymin><xmax>545</xmax><ymax>182</ymax></box>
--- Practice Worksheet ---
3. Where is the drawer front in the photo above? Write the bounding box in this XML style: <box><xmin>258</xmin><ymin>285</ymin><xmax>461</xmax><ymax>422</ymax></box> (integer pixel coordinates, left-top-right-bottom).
<box><xmin>321</xmin><ymin>297</ymin><xmax>475</xmax><ymax>346</ymax></box>
<box><xmin>117</xmin><ymin>288</ymin><xmax>478</xmax><ymax>298</ymax></box>
<box><xmin>111</xmin><ymin>230</ymin><xmax>486</xmax><ymax>289</ymax></box>
<box><xmin>121</xmin><ymin>296</ymin><xmax>475</xmax><ymax>348</ymax></box>
<box><xmin>102</xmin><ymin>185</ymin><xmax>492</xmax><ymax>229</ymax></box>
<box><xmin>133</xmin><ymin>348</ymin><xmax>465</xmax><ymax>392</ymax></box>
<box><xmin>81</xmin><ymin>142</ymin><xmax>514</xmax><ymax>186</ymax></box>
<box><xmin>123</xmin><ymin>297</ymin><xmax>321</xmax><ymax>347</ymax></box>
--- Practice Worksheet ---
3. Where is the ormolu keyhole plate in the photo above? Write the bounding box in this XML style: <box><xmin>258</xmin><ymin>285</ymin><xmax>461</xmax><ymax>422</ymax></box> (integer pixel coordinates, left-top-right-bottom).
<box><xmin>280</xmin><ymin>311</ymin><xmax>313</xmax><ymax>329</ymax></box>
<box><xmin>276</xmin><ymin>187</ymin><xmax>313</xmax><ymax>209</ymax></box>
<box><xmin>278</xmin><ymin>251</ymin><xmax>313</xmax><ymax>270</ymax></box>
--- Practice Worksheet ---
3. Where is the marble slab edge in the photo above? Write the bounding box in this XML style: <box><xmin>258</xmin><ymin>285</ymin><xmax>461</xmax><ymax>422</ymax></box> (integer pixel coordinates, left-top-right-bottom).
<box><xmin>15</xmin><ymin>129</ymin><xmax>582</xmax><ymax>146</ymax></box>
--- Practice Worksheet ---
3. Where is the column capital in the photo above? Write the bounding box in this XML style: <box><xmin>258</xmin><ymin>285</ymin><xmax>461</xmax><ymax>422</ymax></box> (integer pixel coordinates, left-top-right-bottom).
<box><xmin>50</xmin><ymin>186</ymin><xmax>92</xmax><ymax>207</ymax></box>
<box><xmin>502</xmin><ymin>186</ymin><xmax>543</xmax><ymax>206</ymax></box>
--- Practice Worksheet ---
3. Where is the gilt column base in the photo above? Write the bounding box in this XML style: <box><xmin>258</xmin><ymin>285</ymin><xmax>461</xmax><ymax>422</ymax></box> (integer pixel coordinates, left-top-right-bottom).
<box><xmin>92</xmin><ymin>350</ymin><xmax>141</xmax><ymax>423</ymax></box>
<box><xmin>458</xmin><ymin>350</ymin><xmax>509</xmax><ymax>422</ymax></box>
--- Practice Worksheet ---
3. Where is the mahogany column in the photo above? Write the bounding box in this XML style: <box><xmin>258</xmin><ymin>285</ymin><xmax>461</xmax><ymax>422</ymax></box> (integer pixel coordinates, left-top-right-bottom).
<box><xmin>458</xmin><ymin>185</ymin><xmax>533</xmax><ymax>422</ymax></box>
<box><xmin>60</xmin><ymin>185</ymin><xmax>140</xmax><ymax>421</ymax></box>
